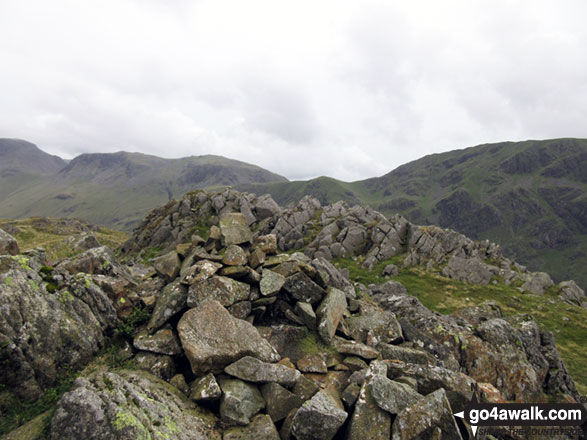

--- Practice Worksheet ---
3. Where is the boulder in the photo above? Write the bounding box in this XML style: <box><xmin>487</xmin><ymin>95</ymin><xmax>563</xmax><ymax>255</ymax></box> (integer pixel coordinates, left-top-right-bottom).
<box><xmin>368</xmin><ymin>376</ymin><xmax>422</xmax><ymax>414</ymax></box>
<box><xmin>521</xmin><ymin>272</ymin><xmax>554</xmax><ymax>294</ymax></box>
<box><xmin>224</xmin><ymin>356</ymin><xmax>301</xmax><ymax>387</ymax></box>
<box><xmin>177</xmin><ymin>300</ymin><xmax>279</xmax><ymax>375</ymax></box>
<box><xmin>0</xmin><ymin>228</ymin><xmax>19</xmax><ymax>255</ymax></box>
<box><xmin>346</xmin><ymin>378</ymin><xmax>391</xmax><ymax>440</ymax></box>
<box><xmin>282</xmin><ymin>272</ymin><xmax>325</xmax><ymax>304</ymax></box>
<box><xmin>180</xmin><ymin>260</ymin><xmax>223</xmax><ymax>285</ymax></box>
<box><xmin>297</xmin><ymin>354</ymin><xmax>328</xmax><ymax>373</ymax></box>
<box><xmin>291</xmin><ymin>390</ymin><xmax>348</xmax><ymax>440</ymax></box>
<box><xmin>223</xmin><ymin>245</ymin><xmax>248</xmax><ymax>266</ymax></box>
<box><xmin>220</xmin><ymin>213</ymin><xmax>253</xmax><ymax>246</ymax></box>
<box><xmin>134</xmin><ymin>352</ymin><xmax>176</xmax><ymax>381</ymax></box>
<box><xmin>441</xmin><ymin>255</ymin><xmax>492</xmax><ymax>285</ymax></box>
<box><xmin>189</xmin><ymin>373</ymin><xmax>222</xmax><ymax>402</ymax></box>
<box><xmin>382</xmin><ymin>263</ymin><xmax>399</xmax><ymax>277</ymax></box>
<box><xmin>259</xmin><ymin>269</ymin><xmax>286</xmax><ymax>297</ymax></box>
<box><xmin>261</xmin><ymin>382</ymin><xmax>304</xmax><ymax>422</ymax></box>
<box><xmin>133</xmin><ymin>325</ymin><xmax>182</xmax><ymax>355</ymax></box>
<box><xmin>151</xmin><ymin>251</ymin><xmax>181</xmax><ymax>281</ymax></box>
<box><xmin>147</xmin><ymin>280</ymin><xmax>188</xmax><ymax>332</ymax></box>
<box><xmin>559</xmin><ymin>280</ymin><xmax>586</xmax><ymax>307</ymax></box>
<box><xmin>50</xmin><ymin>369</ymin><xmax>221</xmax><ymax>440</ymax></box>
<box><xmin>345</xmin><ymin>309</ymin><xmax>402</xmax><ymax>345</ymax></box>
<box><xmin>187</xmin><ymin>276</ymin><xmax>250</xmax><ymax>308</ymax></box>
<box><xmin>219</xmin><ymin>376</ymin><xmax>265</xmax><ymax>426</ymax></box>
<box><xmin>316</xmin><ymin>287</ymin><xmax>347</xmax><ymax>344</ymax></box>
<box><xmin>223</xmin><ymin>414</ymin><xmax>280</xmax><ymax>440</ymax></box>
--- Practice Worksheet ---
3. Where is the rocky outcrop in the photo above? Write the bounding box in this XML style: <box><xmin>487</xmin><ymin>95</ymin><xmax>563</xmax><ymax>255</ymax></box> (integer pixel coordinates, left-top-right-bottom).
<box><xmin>0</xmin><ymin>228</ymin><xmax>19</xmax><ymax>255</ymax></box>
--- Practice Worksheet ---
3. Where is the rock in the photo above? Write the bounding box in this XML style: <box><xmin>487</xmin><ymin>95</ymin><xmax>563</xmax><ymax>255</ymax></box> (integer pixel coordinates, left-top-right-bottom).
<box><xmin>294</xmin><ymin>302</ymin><xmax>317</xmax><ymax>329</ymax></box>
<box><xmin>291</xmin><ymin>390</ymin><xmax>348</xmax><ymax>440</ymax></box>
<box><xmin>368</xmin><ymin>376</ymin><xmax>422</xmax><ymax>414</ymax></box>
<box><xmin>147</xmin><ymin>280</ymin><xmax>188</xmax><ymax>332</ymax></box>
<box><xmin>391</xmin><ymin>388</ymin><xmax>463</xmax><ymax>440</ymax></box>
<box><xmin>219</xmin><ymin>376</ymin><xmax>265</xmax><ymax>426</ymax></box>
<box><xmin>253</xmin><ymin>234</ymin><xmax>278</xmax><ymax>255</ymax></box>
<box><xmin>382</xmin><ymin>263</ymin><xmax>399</xmax><ymax>277</ymax></box>
<box><xmin>559</xmin><ymin>280</ymin><xmax>586</xmax><ymax>307</ymax></box>
<box><xmin>181</xmin><ymin>259</ymin><xmax>223</xmax><ymax>285</ymax></box>
<box><xmin>134</xmin><ymin>352</ymin><xmax>176</xmax><ymax>381</ymax></box>
<box><xmin>441</xmin><ymin>255</ymin><xmax>492</xmax><ymax>285</ymax></box>
<box><xmin>521</xmin><ymin>272</ymin><xmax>554</xmax><ymax>294</ymax></box>
<box><xmin>378</xmin><ymin>344</ymin><xmax>435</xmax><ymax>365</ymax></box>
<box><xmin>260</xmin><ymin>269</ymin><xmax>286</xmax><ymax>297</ymax></box>
<box><xmin>346</xmin><ymin>310</ymin><xmax>402</xmax><ymax>345</ymax></box>
<box><xmin>133</xmin><ymin>325</ymin><xmax>182</xmax><ymax>355</ymax></box>
<box><xmin>254</xmin><ymin>194</ymin><xmax>280</xmax><ymax>219</ymax></box>
<box><xmin>228</xmin><ymin>301</ymin><xmax>252</xmax><ymax>320</ymax></box>
<box><xmin>341</xmin><ymin>383</ymin><xmax>361</xmax><ymax>408</ymax></box>
<box><xmin>189</xmin><ymin>373</ymin><xmax>222</xmax><ymax>402</ymax></box>
<box><xmin>177</xmin><ymin>300</ymin><xmax>280</xmax><ymax>375</ymax></box>
<box><xmin>50</xmin><ymin>369</ymin><xmax>221</xmax><ymax>440</ymax></box>
<box><xmin>223</xmin><ymin>245</ymin><xmax>248</xmax><ymax>266</ymax></box>
<box><xmin>169</xmin><ymin>374</ymin><xmax>189</xmax><ymax>395</ymax></box>
<box><xmin>65</xmin><ymin>232</ymin><xmax>101</xmax><ymax>253</ymax></box>
<box><xmin>3</xmin><ymin>410</ymin><xmax>52</xmax><ymax>440</ymax></box>
<box><xmin>311</xmin><ymin>257</ymin><xmax>353</xmax><ymax>292</ymax></box>
<box><xmin>0</xmin><ymin>228</ymin><xmax>20</xmax><ymax>255</ymax></box>
<box><xmin>293</xmin><ymin>374</ymin><xmax>320</xmax><ymax>402</ymax></box>
<box><xmin>332</xmin><ymin>337</ymin><xmax>380</xmax><ymax>360</ymax></box>
<box><xmin>342</xmin><ymin>357</ymin><xmax>368</xmax><ymax>372</ymax></box>
<box><xmin>346</xmin><ymin>377</ymin><xmax>391</xmax><ymax>440</ymax></box>
<box><xmin>152</xmin><ymin>251</ymin><xmax>181</xmax><ymax>281</ymax></box>
<box><xmin>220</xmin><ymin>213</ymin><xmax>253</xmax><ymax>246</ymax></box>
<box><xmin>187</xmin><ymin>275</ymin><xmax>250</xmax><ymax>308</ymax></box>
<box><xmin>224</xmin><ymin>356</ymin><xmax>301</xmax><ymax>387</ymax></box>
<box><xmin>282</xmin><ymin>272</ymin><xmax>325</xmax><ymax>304</ymax></box>
<box><xmin>261</xmin><ymin>382</ymin><xmax>304</xmax><ymax>422</ymax></box>
<box><xmin>249</xmin><ymin>248</ymin><xmax>265</xmax><ymax>269</ymax></box>
<box><xmin>297</xmin><ymin>354</ymin><xmax>328</xmax><ymax>373</ymax></box>
<box><xmin>316</xmin><ymin>287</ymin><xmax>347</xmax><ymax>344</ymax></box>
<box><xmin>223</xmin><ymin>414</ymin><xmax>280</xmax><ymax>440</ymax></box>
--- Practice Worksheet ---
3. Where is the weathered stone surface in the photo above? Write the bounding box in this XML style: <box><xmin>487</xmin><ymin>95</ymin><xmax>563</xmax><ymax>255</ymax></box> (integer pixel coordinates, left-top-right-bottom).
<box><xmin>134</xmin><ymin>352</ymin><xmax>176</xmax><ymax>381</ymax></box>
<box><xmin>392</xmin><ymin>388</ymin><xmax>463</xmax><ymax>440</ymax></box>
<box><xmin>50</xmin><ymin>369</ymin><xmax>221</xmax><ymax>440</ymax></box>
<box><xmin>248</xmin><ymin>248</ymin><xmax>265</xmax><ymax>269</ymax></box>
<box><xmin>181</xmin><ymin>259</ymin><xmax>223</xmax><ymax>285</ymax></box>
<box><xmin>220</xmin><ymin>213</ymin><xmax>253</xmax><ymax>246</ymax></box>
<box><xmin>152</xmin><ymin>251</ymin><xmax>181</xmax><ymax>281</ymax></box>
<box><xmin>291</xmin><ymin>390</ymin><xmax>348</xmax><ymax>440</ymax></box>
<box><xmin>333</xmin><ymin>337</ymin><xmax>380</xmax><ymax>360</ymax></box>
<box><xmin>368</xmin><ymin>375</ymin><xmax>422</xmax><ymax>414</ymax></box>
<box><xmin>223</xmin><ymin>414</ymin><xmax>280</xmax><ymax>440</ymax></box>
<box><xmin>293</xmin><ymin>374</ymin><xmax>321</xmax><ymax>402</ymax></box>
<box><xmin>187</xmin><ymin>275</ymin><xmax>250</xmax><ymax>308</ymax></box>
<box><xmin>228</xmin><ymin>301</ymin><xmax>252</xmax><ymax>320</ymax></box>
<box><xmin>382</xmin><ymin>263</ymin><xmax>399</xmax><ymax>277</ymax></box>
<box><xmin>346</xmin><ymin>378</ymin><xmax>391</xmax><ymax>440</ymax></box>
<box><xmin>219</xmin><ymin>376</ymin><xmax>265</xmax><ymax>426</ymax></box>
<box><xmin>189</xmin><ymin>373</ymin><xmax>221</xmax><ymax>402</ymax></box>
<box><xmin>282</xmin><ymin>272</ymin><xmax>325</xmax><ymax>304</ymax></box>
<box><xmin>294</xmin><ymin>302</ymin><xmax>316</xmax><ymax>329</ymax></box>
<box><xmin>178</xmin><ymin>301</ymin><xmax>280</xmax><ymax>375</ymax></box>
<box><xmin>261</xmin><ymin>382</ymin><xmax>304</xmax><ymax>422</ymax></box>
<box><xmin>559</xmin><ymin>280</ymin><xmax>586</xmax><ymax>307</ymax></box>
<box><xmin>147</xmin><ymin>280</ymin><xmax>188</xmax><ymax>332</ymax></box>
<box><xmin>378</xmin><ymin>344</ymin><xmax>435</xmax><ymax>365</ymax></box>
<box><xmin>346</xmin><ymin>309</ymin><xmax>402</xmax><ymax>345</ymax></box>
<box><xmin>0</xmin><ymin>254</ymin><xmax>117</xmax><ymax>400</ymax></box>
<box><xmin>297</xmin><ymin>354</ymin><xmax>328</xmax><ymax>373</ymax></box>
<box><xmin>223</xmin><ymin>245</ymin><xmax>248</xmax><ymax>266</ymax></box>
<box><xmin>441</xmin><ymin>255</ymin><xmax>492</xmax><ymax>285</ymax></box>
<box><xmin>254</xmin><ymin>194</ymin><xmax>281</xmax><ymax>219</ymax></box>
<box><xmin>170</xmin><ymin>374</ymin><xmax>189</xmax><ymax>395</ymax></box>
<box><xmin>260</xmin><ymin>269</ymin><xmax>286</xmax><ymax>296</ymax></box>
<box><xmin>342</xmin><ymin>356</ymin><xmax>368</xmax><ymax>372</ymax></box>
<box><xmin>341</xmin><ymin>383</ymin><xmax>361</xmax><ymax>408</ymax></box>
<box><xmin>0</xmin><ymin>228</ymin><xmax>20</xmax><ymax>255</ymax></box>
<box><xmin>133</xmin><ymin>325</ymin><xmax>182</xmax><ymax>355</ymax></box>
<box><xmin>316</xmin><ymin>287</ymin><xmax>347</xmax><ymax>344</ymax></box>
<box><xmin>253</xmin><ymin>234</ymin><xmax>278</xmax><ymax>255</ymax></box>
<box><xmin>521</xmin><ymin>272</ymin><xmax>554</xmax><ymax>294</ymax></box>
<box><xmin>224</xmin><ymin>356</ymin><xmax>301</xmax><ymax>387</ymax></box>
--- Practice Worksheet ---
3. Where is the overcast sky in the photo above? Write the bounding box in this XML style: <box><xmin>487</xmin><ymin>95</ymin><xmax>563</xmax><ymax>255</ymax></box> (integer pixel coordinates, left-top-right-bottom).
<box><xmin>1</xmin><ymin>1</ymin><xmax>586</xmax><ymax>181</ymax></box>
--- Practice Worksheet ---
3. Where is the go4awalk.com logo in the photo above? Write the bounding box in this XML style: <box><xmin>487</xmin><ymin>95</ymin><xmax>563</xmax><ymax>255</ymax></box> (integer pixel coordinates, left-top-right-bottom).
<box><xmin>454</xmin><ymin>396</ymin><xmax>586</xmax><ymax>437</ymax></box>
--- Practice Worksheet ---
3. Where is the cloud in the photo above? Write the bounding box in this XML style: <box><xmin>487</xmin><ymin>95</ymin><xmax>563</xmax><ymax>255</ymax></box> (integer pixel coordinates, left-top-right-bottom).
<box><xmin>0</xmin><ymin>0</ymin><xmax>586</xmax><ymax>181</ymax></box>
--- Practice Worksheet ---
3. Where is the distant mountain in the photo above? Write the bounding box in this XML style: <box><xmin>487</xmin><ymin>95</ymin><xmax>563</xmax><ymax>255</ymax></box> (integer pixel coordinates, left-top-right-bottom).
<box><xmin>0</xmin><ymin>139</ymin><xmax>287</xmax><ymax>230</ymax></box>
<box><xmin>239</xmin><ymin>139</ymin><xmax>587</xmax><ymax>290</ymax></box>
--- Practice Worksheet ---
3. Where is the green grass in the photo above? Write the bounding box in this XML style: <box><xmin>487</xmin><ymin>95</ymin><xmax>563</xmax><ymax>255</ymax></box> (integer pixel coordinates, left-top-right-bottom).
<box><xmin>334</xmin><ymin>256</ymin><xmax>587</xmax><ymax>396</ymax></box>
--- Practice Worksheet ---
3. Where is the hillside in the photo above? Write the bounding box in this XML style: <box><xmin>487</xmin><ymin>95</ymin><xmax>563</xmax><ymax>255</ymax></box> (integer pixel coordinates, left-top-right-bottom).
<box><xmin>1</xmin><ymin>189</ymin><xmax>584</xmax><ymax>439</ymax></box>
<box><xmin>238</xmin><ymin>139</ymin><xmax>587</xmax><ymax>290</ymax></box>
<box><xmin>0</xmin><ymin>140</ymin><xmax>287</xmax><ymax>231</ymax></box>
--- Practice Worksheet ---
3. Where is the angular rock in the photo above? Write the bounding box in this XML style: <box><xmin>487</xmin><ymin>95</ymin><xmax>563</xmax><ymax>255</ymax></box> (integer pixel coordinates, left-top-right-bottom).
<box><xmin>223</xmin><ymin>414</ymin><xmax>280</xmax><ymax>440</ymax></box>
<box><xmin>392</xmin><ymin>388</ymin><xmax>463</xmax><ymax>440</ymax></box>
<box><xmin>378</xmin><ymin>344</ymin><xmax>435</xmax><ymax>365</ymax></box>
<box><xmin>223</xmin><ymin>245</ymin><xmax>248</xmax><ymax>266</ymax></box>
<box><xmin>219</xmin><ymin>377</ymin><xmax>265</xmax><ymax>426</ymax></box>
<box><xmin>316</xmin><ymin>287</ymin><xmax>347</xmax><ymax>344</ymax></box>
<box><xmin>181</xmin><ymin>259</ymin><xmax>223</xmax><ymax>285</ymax></box>
<box><xmin>332</xmin><ymin>337</ymin><xmax>380</xmax><ymax>360</ymax></box>
<box><xmin>341</xmin><ymin>382</ymin><xmax>361</xmax><ymax>408</ymax></box>
<box><xmin>134</xmin><ymin>352</ymin><xmax>176</xmax><ymax>381</ymax></box>
<box><xmin>368</xmin><ymin>375</ymin><xmax>422</xmax><ymax>414</ymax></box>
<box><xmin>152</xmin><ymin>251</ymin><xmax>181</xmax><ymax>281</ymax></box>
<box><xmin>346</xmin><ymin>378</ymin><xmax>391</xmax><ymax>440</ymax></box>
<box><xmin>189</xmin><ymin>373</ymin><xmax>222</xmax><ymax>402</ymax></box>
<box><xmin>177</xmin><ymin>301</ymin><xmax>280</xmax><ymax>375</ymax></box>
<box><xmin>382</xmin><ymin>263</ymin><xmax>399</xmax><ymax>277</ymax></box>
<box><xmin>293</xmin><ymin>375</ymin><xmax>320</xmax><ymax>402</ymax></box>
<box><xmin>224</xmin><ymin>356</ymin><xmax>301</xmax><ymax>387</ymax></box>
<box><xmin>220</xmin><ymin>213</ymin><xmax>253</xmax><ymax>246</ymax></box>
<box><xmin>254</xmin><ymin>194</ymin><xmax>280</xmax><ymax>219</ymax></box>
<box><xmin>133</xmin><ymin>325</ymin><xmax>182</xmax><ymax>355</ymax></box>
<box><xmin>260</xmin><ymin>269</ymin><xmax>286</xmax><ymax>297</ymax></box>
<box><xmin>147</xmin><ymin>280</ymin><xmax>188</xmax><ymax>332</ymax></box>
<box><xmin>346</xmin><ymin>310</ymin><xmax>402</xmax><ymax>345</ymax></box>
<box><xmin>253</xmin><ymin>234</ymin><xmax>278</xmax><ymax>255</ymax></box>
<box><xmin>0</xmin><ymin>228</ymin><xmax>19</xmax><ymax>255</ymax></box>
<box><xmin>521</xmin><ymin>272</ymin><xmax>554</xmax><ymax>294</ymax></box>
<box><xmin>187</xmin><ymin>275</ymin><xmax>250</xmax><ymax>308</ymax></box>
<box><xmin>248</xmin><ymin>248</ymin><xmax>265</xmax><ymax>269</ymax></box>
<box><xmin>559</xmin><ymin>280</ymin><xmax>586</xmax><ymax>308</ymax></box>
<box><xmin>169</xmin><ymin>374</ymin><xmax>189</xmax><ymax>395</ymax></box>
<box><xmin>228</xmin><ymin>301</ymin><xmax>252</xmax><ymax>320</ymax></box>
<box><xmin>65</xmin><ymin>232</ymin><xmax>100</xmax><ymax>253</ymax></box>
<box><xmin>297</xmin><ymin>354</ymin><xmax>328</xmax><ymax>373</ymax></box>
<box><xmin>282</xmin><ymin>272</ymin><xmax>325</xmax><ymax>304</ymax></box>
<box><xmin>291</xmin><ymin>390</ymin><xmax>348</xmax><ymax>440</ymax></box>
<box><xmin>441</xmin><ymin>255</ymin><xmax>492</xmax><ymax>285</ymax></box>
<box><xmin>261</xmin><ymin>382</ymin><xmax>304</xmax><ymax>422</ymax></box>
<box><xmin>294</xmin><ymin>302</ymin><xmax>317</xmax><ymax>329</ymax></box>
<box><xmin>50</xmin><ymin>369</ymin><xmax>221</xmax><ymax>440</ymax></box>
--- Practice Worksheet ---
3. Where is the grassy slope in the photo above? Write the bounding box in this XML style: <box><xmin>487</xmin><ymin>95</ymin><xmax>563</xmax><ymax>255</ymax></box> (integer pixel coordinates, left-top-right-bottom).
<box><xmin>334</xmin><ymin>255</ymin><xmax>587</xmax><ymax>396</ymax></box>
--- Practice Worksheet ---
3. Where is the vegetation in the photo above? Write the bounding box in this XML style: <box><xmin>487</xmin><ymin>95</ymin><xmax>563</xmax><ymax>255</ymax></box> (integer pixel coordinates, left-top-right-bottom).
<box><xmin>334</xmin><ymin>256</ymin><xmax>587</xmax><ymax>395</ymax></box>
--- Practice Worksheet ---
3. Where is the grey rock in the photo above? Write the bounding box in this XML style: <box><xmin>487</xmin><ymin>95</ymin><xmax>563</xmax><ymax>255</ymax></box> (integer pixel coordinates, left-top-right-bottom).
<box><xmin>332</xmin><ymin>337</ymin><xmax>380</xmax><ymax>360</ymax></box>
<box><xmin>346</xmin><ymin>377</ymin><xmax>391</xmax><ymax>440</ymax></box>
<box><xmin>134</xmin><ymin>352</ymin><xmax>176</xmax><ymax>381</ymax></box>
<box><xmin>261</xmin><ymin>382</ymin><xmax>304</xmax><ymax>422</ymax></box>
<box><xmin>181</xmin><ymin>259</ymin><xmax>223</xmax><ymax>285</ymax></box>
<box><xmin>228</xmin><ymin>301</ymin><xmax>252</xmax><ymax>320</ymax></box>
<box><xmin>187</xmin><ymin>275</ymin><xmax>250</xmax><ymax>308</ymax></box>
<box><xmin>220</xmin><ymin>213</ymin><xmax>253</xmax><ymax>246</ymax></box>
<box><xmin>254</xmin><ymin>194</ymin><xmax>281</xmax><ymax>219</ymax></box>
<box><xmin>65</xmin><ymin>232</ymin><xmax>101</xmax><ymax>253</ymax></box>
<box><xmin>316</xmin><ymin>287</ymin><xmax>347</xmax><ymax>344</ymax></box>
<box><xmin>382</xmin><ymin>263</ymin><xmax>399</xmax><ymax>277</ymax></box>
<box><xmin>0</xmin><ymin>228</ymin><xmax>19</xmax><ymax>255</ymax></box>
<box><xmin>223</xmin><ymin>414</ymin><xmax>280</xmax><ymax>440</ymax></box>
<box><xmin>521</xmin><ymin>272</ymin><xmax>554</xmax><ymax>294</ymax></box>
<box><xmin>177</xmin><ymin>300</ymin><xmax>280</xmax><ymax>375</ymax></box>
<box><xmin>392</xmin><ymin>388</ymin><xmax>463</xmax><ymax>440</ymax></box>
<box><xmin>441</xmin><ymin>255</ymin><xmax>492</xmax><ymax>285</ymax></box>
<box><xmin>152</xmin><ymin>251</ymin><xmax>181</xmax><ymax>281</ymax></box>
<box><xmin>282</xmin><ymin>271</ymin><xmax>325</xmax><ymax>304</ymax></box>
<box><xmin>189</xmin><ymin>373</ymin><xmax>222</xmax><ymax>402</ymax></box>
<box><xmin>169</xmin><ymin>374</ymin><xmax>190</xmax><ymax>395</ymax></box>
<box><xmin>50</xmin><ymin>369</ymin><xmax>221</xmax><ymax>440</ymax></box>
<box><xmin>559</xmin><ymin>280</ymin><xmax>586</xmax><ymax>307</ymax></box>
<box><xmin>133</xmin><ymin>325</ymin><xmax>182</xmax><ymax>355</ymax></box>
<box><xmin>297</xmin><ymin>354</ymin><xmax>328</xmax><ymax>373</ymax></box>
<box><xmin>346</xmin><ymin>309</ymin><xmax>402</xmax><ymax>345</ymax></box>
<box><xmin>223</xmin><ymin>245</ymin><xmax>248</xmax><ymax>266</ymax></box>
<box><xmin>147</xmin><ymin>280</ymin><xmax>188</xmax><ymax>332</ymax></box>
<box><xmin>224</xmin><ymin>356</ymin><xmax>301</xmax><ymax>387</ymax></box>
<box><xmin>219</xmin><ymin>376</ymin><xmax>265</xmax><ymax>426</ymax></box>
<box><xmin>378</xmin><ymin>344</ymin><xmax>435</xmax><ymax>365</ymax></box>
<box><xmin>368</xmin><ymin>376</ymin><xmax>422</xmax><ymax>414</ymax></box>
<box><xmin>260</xmin><ymin>269</ymin><xmax>286</xmax><ymax>297</ymax></box>
<box><xmin>291</xmin><ymin>390</ymin><xmax>348</xmax><ymax>440</ymax></box>
<box><xmin>294</xmin><ymin>302</ymin><xmax>316</xmax><ymax>329</ymax></box>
